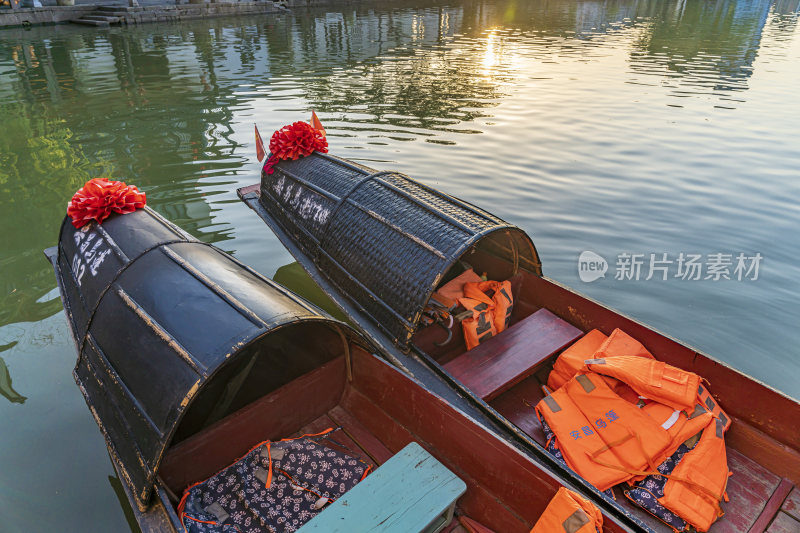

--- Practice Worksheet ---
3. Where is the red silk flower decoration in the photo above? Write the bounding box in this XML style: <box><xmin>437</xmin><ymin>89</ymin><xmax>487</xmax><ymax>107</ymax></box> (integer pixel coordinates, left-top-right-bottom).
<box><xmin>67</xmin><ymin>178</ymin><xmax>147</xmax><ymax>228</ymax></box>
<box><xmin>264</xmin><ymin>121</ymin><xmax>327</xmax><ymax>174</ymax></box>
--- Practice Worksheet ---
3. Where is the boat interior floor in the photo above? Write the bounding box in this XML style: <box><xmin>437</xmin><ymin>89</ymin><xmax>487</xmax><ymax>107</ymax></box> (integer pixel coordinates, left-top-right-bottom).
<box><xmin>160</xmin><ymin>357</ymin><xmax>472</xmax><ymax>530</ymax></box>
<box><xmin>209</xmin><ymin>407</ymin><xmax>481</xmax><ymax>533</ymax></box>
<box><xmin>412</xmin><ymin>299</ymin><xmax>800</xmax><ymax>533</ymax></box>
<box><xmin>158</xmin><ymin>348</ymin><xmax>571</xmax><ymax>533</ymax></box>
<box><xmin>273</xmin><ymin>410</ymin><xmax>476</xmax><ymax>533</ymax></box>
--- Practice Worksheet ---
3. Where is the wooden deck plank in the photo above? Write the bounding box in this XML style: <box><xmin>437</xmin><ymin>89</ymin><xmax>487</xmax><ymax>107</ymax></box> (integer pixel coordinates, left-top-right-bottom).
<box><xmin>765</xmin><ymin>512</ymin><xmax>800</xmax><ymax>533</ymax></box>
<box><xmin>443</xmin><ymin>309</ymin><xmax>582</xmax><ymax>401</ymax></box>
<box><xmin>708</xmin><ymin>478</ymin><xmax>763</xmax><ymax>533</ymax></box>
<box><xmin>489</xmin><ymin>378</ymin><xmax>546</xmax><ymax>444</ymax></box>
<box><xmin>781</xmin><ymin>487</ymin><xmax>800</xmax><ymax>521</ymax></box>
<box><xmin>749</xmin><ymin>479</ymin><xmax>794</xmax><ymax>533</ymax></box>
<box><xmin>726</xmin><ymin>417</ymin><xmax>800</xmax><ymax>487</ymax></box>
<box><xmin>293</xmin><ymin>414</ymin><xmax>378</xmax><ymax>469</ymax></box>
<box><xmin>728</xmin><ymin>448</ymin><xmax>782</xmax><ymax>502</ymax></box>
<box><xmin>328</xmin><ymin>404</ymin><xmax>395</xmax><ymax>465</ymax></box>
<box><xmin>292</xmin><ymin>413</ymin><xmax>336</xmax><ymax>438</ymax></box>
<box><xmin>707</xmin><ymin>449</ymin><xmax>782</xmax><ymax>533</ymax></box>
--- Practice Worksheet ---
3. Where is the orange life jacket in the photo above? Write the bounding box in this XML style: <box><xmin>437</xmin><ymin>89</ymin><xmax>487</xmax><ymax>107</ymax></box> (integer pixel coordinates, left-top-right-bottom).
<box><xmin>548</xmin><ymin>328</ymin><xmax>654</xmax><ymax>404</ymax></box>
<box><xmin>458</xmin><ymin>280</ymin><xmax>514</xmax><ymax>350</ymax></box>
<box><xmin>547</xmin><ymin>329</ymin><xmax>609</xmax><ymax>391</ymax></box>
<box><xmin>530</xmin><ymin>487</ymin><xmax>603</xmax><ymax>533</ymax></box>
<box><xmin>551</xmin><ymin>328</ymin><xmax>724</xmax><ymax>449</ymax></box>
<box><xmin>659</xmin><ymin>420</ymin><xmax>730</xmax><ymax>532</ymax></box>
<box><xmin>585</xmin><ymin>356</ymin><xmax>700</xmax><ymax>411</ymax></box>
<box><xmin>641</xmin><ymin>400</ymin><xmax>713</xmax><ymax>452</ymax></box>
<box><xmin>432</xmin><ymin>268</ymin><xmax>483</xmax><ymax>308</ymax></box>
<box><xmin>542</xmin><ymin>333</ymin><xmax>732</xmax><ymax>531</ymax></box>
<box><xmin>697</xmin><ymin>382</ymin><xmax>731</xmax><ymax>432</ymax></box>
<box><xmin>595</xmin><ymin>328</ymin><xmax>656</xmax><ymax>359</ymax></box>
<box><xmin>536</xmin><ymin>372</ymin><xmax>673</xmax><ymax>491</ymax></box>
<box><xmin>625</xmin><ymin>399</ymin><xmax>715</xmax><ymax>485</ymax></box>
<box><xmin>540</xmin><ymin>376</ymin><xmax>731</xmax><ymax>528</ymax></box>
<box><xmin>584</xmin><ymin>352</ymin><xmax>723</xmax><ymax>478</ymax></box>
<box><xmin>540</xmin><ymin>326</ymin><xmax>733</xmax><ymax>531</ymax></box>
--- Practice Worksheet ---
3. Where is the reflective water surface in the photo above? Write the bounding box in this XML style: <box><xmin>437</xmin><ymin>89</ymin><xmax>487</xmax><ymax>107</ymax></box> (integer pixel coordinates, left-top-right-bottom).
<box><xmin>1</xmin><ymin>0</ymin><xmax>799</xmax><ymax>529</ymax></box>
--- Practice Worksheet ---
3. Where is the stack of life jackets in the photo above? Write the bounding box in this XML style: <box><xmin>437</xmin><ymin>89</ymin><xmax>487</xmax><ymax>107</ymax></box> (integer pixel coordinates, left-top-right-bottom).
<box><xmin>430</xmin><ymin>268</ymin><xmax>515</xmax><ymax>351</ymax></box>
<box><xmin>536</xmin><ymin>329</ymin><xmax>731</xmax><ymax>532</ymax></box>
<box><xmin>459</xmin><ymin>279</ymin><xmax>514</xmax><ymax>349</ymax></box>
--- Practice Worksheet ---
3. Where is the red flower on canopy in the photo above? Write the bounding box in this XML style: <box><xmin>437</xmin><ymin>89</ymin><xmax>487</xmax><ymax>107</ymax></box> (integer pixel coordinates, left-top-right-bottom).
<box><xmin>264</xmin><ymin>121</ymin><xmax>328</xmax><ymax>174</ymax></box>
<box><xmin>67</xmin><ymin>178</ymin><xmax>147</xmax><ymax>228</ymax></box>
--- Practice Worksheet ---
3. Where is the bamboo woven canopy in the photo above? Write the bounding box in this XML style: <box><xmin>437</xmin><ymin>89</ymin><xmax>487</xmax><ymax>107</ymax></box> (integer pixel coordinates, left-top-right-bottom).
<box><xmin>257</xmin><ymin>152</ymin><xmax>542</xmax><ymax>348</ymax></box>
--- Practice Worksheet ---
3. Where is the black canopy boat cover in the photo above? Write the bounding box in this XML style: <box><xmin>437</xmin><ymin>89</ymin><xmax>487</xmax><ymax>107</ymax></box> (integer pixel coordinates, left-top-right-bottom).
<box><xmin>238</xmin><ymin>152</ymin><xmax>542</xmax><ymax>349</ymax></box>
<box><xmin>44</xmin><ymin>207</ymin><xmax>370</xmax><ymax>517</ymax></box>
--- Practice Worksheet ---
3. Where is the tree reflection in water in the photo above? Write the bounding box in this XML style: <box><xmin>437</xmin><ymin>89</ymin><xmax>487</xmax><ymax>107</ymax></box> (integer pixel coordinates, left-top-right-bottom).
<box><xmin>0</xmin><ymin>341</ymin><xmax>25</xmax><ymax>404</ymax></box>
<box><xmin>0</xmin><ymin>0</ymin><xmax>797</xmax><ymax>403</ymax></box>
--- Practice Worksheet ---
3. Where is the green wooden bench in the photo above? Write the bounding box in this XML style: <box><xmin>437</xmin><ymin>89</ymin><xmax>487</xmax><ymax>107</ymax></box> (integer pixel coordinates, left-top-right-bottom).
<box><xmin>297</xmin><ymin>442</ymin><xmax>466</xmax><ymax>533</ymax></box>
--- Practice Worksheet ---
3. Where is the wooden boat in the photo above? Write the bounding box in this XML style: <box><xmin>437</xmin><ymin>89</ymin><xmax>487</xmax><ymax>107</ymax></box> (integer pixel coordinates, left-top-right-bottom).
<box><xmin>44</xmin><ymin>207</ymin><xmax>634</xmax><ymax>533</ymax></box>
<box><xmin>238</xmin><ymin>152</ymin><xmax>800</xmax><ymax>532</ymax></box>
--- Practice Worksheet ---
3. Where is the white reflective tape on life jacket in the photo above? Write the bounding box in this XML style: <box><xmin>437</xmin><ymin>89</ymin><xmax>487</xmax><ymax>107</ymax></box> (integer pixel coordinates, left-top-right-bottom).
<box><xmin>584</xmin><ymin>358</ymin><xmax>606</xmax><ymax>365</ymax></box>
<box><xmin>661</xmin><ymin>410</ymin><xmax>681</xmax><ymax>430</ymax></box>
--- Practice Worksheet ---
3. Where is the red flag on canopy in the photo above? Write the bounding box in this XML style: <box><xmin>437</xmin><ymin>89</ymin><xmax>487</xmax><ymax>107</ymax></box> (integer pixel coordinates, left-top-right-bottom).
<box><xmin>310</xmin><ymin>110</ymin><xmax>326</xmax><ymax>137</ymax></box>
<box><xmin>255</xmin><ymin>124</ymin><xmax>266</xmax><ymax>162</ymax></box>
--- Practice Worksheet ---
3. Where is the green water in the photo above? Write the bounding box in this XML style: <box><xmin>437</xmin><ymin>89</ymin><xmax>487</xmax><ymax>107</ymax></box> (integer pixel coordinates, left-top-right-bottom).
<box><xmin>1</xmin><ymin>0</ymin><xmax>799</xmax><ymax>529</ymax></box>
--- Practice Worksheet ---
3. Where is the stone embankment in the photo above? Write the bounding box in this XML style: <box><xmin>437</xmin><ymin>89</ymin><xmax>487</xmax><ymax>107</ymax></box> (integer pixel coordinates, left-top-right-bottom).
<box><xmin>1</xmin><ymin>1</ymin><xmax>287</xmax><ymax>29</ymax></box>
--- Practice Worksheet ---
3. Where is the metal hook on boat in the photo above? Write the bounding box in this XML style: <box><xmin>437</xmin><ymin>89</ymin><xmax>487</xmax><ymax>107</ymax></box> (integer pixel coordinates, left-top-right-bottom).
<box><xmin>434</xmin><ymin>314</ymin><xmax>454</xmax><ymax>347</ymax></box>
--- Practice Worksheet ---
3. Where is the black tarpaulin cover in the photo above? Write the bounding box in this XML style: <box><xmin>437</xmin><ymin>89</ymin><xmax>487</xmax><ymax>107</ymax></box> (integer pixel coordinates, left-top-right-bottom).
<box><xmin>46</xmin><ymin>207</ymin><xmax>365</xmax><ymax>509</ymax></box>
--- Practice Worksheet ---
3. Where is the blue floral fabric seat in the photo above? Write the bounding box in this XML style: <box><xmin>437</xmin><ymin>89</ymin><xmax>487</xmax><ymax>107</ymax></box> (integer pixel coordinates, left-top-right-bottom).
<box><xmin>178</xmin><ymin>429</ymin><xmax>371</xmax><ymax>533</ymax></box>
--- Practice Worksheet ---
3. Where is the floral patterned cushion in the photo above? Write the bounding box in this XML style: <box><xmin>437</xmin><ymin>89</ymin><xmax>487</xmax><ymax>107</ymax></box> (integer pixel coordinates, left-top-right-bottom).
<box><xmin>624</xmin><ymin>443</ymin><xmax>694</xmax><ymax>532</ymax></box>
<box><xmin>179</xmin><ymin>429</ymin><xmax>371</xmax><ymax>533</ymax></box>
